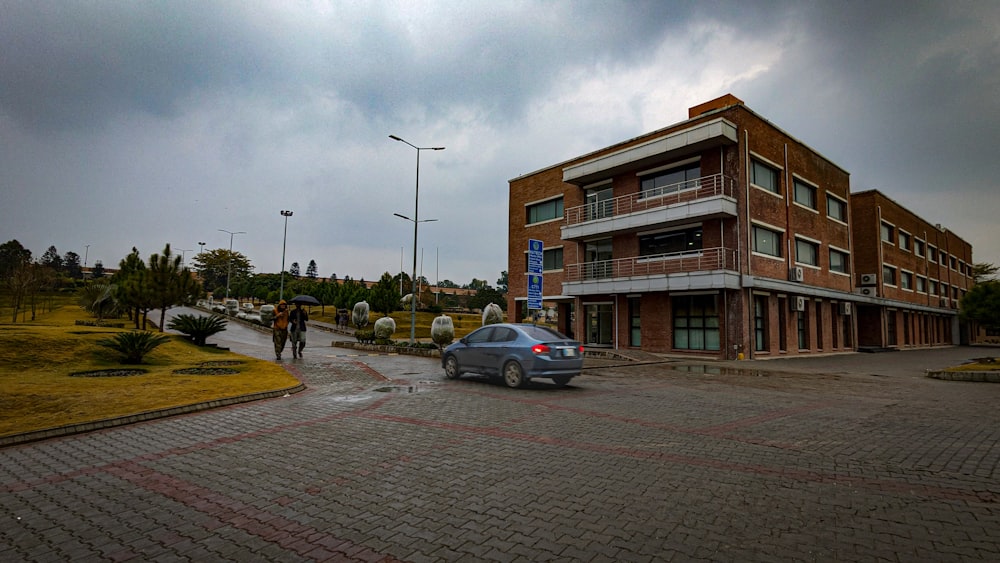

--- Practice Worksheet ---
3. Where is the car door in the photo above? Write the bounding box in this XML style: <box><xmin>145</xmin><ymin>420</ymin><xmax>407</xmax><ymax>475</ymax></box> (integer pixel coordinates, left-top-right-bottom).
<box><xmin>484</xmin><ymin>326</ymin><xmax>518</xmax><ymax>373</ymax></box>
<box><xmin>460</xmin><ymin>326</ymin><xmax>494</xmax><ymax>373</ymax></box>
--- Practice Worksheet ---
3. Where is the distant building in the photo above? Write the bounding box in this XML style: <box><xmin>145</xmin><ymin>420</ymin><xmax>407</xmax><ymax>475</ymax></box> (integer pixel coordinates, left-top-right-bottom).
<box><xmin>507</xmin><ymin>94</ymin><xmax>977</xmax><ymax>359</ymax></box>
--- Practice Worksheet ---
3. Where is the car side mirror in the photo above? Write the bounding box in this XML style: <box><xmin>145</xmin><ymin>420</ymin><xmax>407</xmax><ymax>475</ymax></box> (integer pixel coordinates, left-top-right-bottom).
<box><xmin>459</xmin><ymin>337</ymin><xmax>467</xmax><ymax>344</ymax></box>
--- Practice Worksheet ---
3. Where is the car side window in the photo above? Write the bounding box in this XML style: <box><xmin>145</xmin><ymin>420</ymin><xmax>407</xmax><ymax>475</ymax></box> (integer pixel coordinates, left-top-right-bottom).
<box><xmin>491</xmin><ymin>327</ymin><xmax>517</xmax><ymax>342</ymax></box>
<box><xmin>466</xmin><ymin>327</ymin><xmax>494</xmax><ymax>344</ymax></box>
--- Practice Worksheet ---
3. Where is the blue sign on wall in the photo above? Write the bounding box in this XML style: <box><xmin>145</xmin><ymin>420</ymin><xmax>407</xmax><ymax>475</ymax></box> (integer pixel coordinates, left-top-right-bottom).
<box><xmin>527</xmin><ymin>239</ymin><xmax>544</xmax><ymax>275</ymax></box>
<box><xmin>527</xmin><ymin>274</ymin><xmax>543</xmax><ymax>310</ymax></box>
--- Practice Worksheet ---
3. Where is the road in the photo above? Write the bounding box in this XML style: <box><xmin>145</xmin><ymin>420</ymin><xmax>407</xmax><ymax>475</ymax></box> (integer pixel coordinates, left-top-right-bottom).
<box><xmin>2</xmin><ymin>317</ymin><xmax>999</xmax><ymax>561</ymax></box>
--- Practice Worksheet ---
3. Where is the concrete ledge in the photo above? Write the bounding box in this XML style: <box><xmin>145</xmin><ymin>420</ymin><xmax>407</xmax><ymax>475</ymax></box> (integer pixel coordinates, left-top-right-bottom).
<box><xmin>0</xmin><ymin>383</ymin><xmax>306</xmax><ymax>448</ymax></box>
<box><xmin>332</xmin><ymin>341</ymin><xmax>441</xmax><ymax>358</ymax></box>
<box><xmin>926</xmin><ymin>370</ymin><xmax>1000</xmax><ymax>382</ymax></box>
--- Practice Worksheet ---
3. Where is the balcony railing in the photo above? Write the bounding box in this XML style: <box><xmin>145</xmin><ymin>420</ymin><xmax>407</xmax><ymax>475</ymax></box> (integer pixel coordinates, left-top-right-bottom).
<box><xmin>564</xmin><ymin>173</ymin><xmax>735</xmax><ymax>226</ymax></box>
<box><xmin>563</xmin><ymin>247</ymin><xmax>738</xmax><ymax>283</ymax></box>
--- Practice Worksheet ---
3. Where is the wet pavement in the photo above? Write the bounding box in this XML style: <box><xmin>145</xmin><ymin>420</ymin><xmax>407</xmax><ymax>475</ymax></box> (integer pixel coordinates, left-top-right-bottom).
<box><xmin>2</xmin><ymin>314</ymin><xmax>999</xmax><ymax>561</ymax></box>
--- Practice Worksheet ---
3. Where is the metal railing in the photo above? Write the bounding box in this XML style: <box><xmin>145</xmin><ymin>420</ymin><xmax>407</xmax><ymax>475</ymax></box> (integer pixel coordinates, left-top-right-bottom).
<box><xmin>564</xmin><ymin>173</ymin><xmax>735</xmax><ymax>226</ymax></box>
<box><xmin>563</xmin><ymin>247</ymin><xmax>738</xmax><ymax>282</ymax></box>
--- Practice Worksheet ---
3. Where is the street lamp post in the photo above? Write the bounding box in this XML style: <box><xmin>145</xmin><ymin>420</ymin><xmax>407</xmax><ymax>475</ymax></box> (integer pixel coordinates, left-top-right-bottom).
<box><xmin>198</xmin><ymin>241</ymin><xmax>206</xmax><ymax>255</ymax></box>
<box><xmin>177</xmin><ymin>249</ymin><xmax>193</xmax><ymax>267</ymax></box>
<box><xmin>84</xmin><ymin>245</ymin><xmax>90</xmax><ymax>268</ymax></box>
<box><xmin>280</xmin><ymin>210</ymin><xmax>293</xmax><ymax>300</ymax></box>
<box><xmin>389</xmin><ymin>134</ymin><xmax>445</xmax><ymax>344</ymax></box>
<box><xmin>218</xmin><ymin>229</ymin><xmax>245</xmax><ymax>299</ymax></box>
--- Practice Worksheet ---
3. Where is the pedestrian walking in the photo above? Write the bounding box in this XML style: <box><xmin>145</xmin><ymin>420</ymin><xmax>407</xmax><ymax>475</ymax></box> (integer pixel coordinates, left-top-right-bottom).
<box><xmin>289</xmin><ymin>302</ymin><xmax>308</xmax><ymax>358</ymax></box>
<box><xmin>272</xmin><ymin>300</ymin><xmax>289</xmax><ymax>360</ymax></box>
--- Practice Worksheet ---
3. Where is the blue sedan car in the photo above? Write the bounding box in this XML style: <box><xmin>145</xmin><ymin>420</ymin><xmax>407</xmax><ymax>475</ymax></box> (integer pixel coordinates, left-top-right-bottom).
<box><xmin>441</xmin><ymin>323</ymin><xmax>584</xmax><ymax>388</ymax></box>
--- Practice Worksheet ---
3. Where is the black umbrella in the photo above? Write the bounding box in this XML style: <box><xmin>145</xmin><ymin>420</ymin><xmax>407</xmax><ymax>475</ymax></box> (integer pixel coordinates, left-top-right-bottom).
<box><xmin>288</xmin><ymin>295</ymin><xmax>321</xmax><ymax>306</ymax></box>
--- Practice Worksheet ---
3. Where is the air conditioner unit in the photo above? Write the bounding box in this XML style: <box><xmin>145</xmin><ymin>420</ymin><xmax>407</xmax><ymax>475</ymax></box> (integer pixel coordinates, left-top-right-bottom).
<box><xmin>789</xmin><ymin>267</ymin><xmax>804</xmax><ymax>282</ymax></box>
<box><xmin>839</xmin><ymin>302</ymin><xmax>853</xmax><ymax>315</ymax></box>
<box><xmin>940</xmin><ymin>298</ymin><xmax>948</xmax><ymax>307</ymax></box>
<box><xmin>859</xmin><ymin>273</ymin><xmax>877</xmax><ymax>286</ymax></box>
<box><xmin>790</xmin><ymin>296</ymin><xmax>806</xmax><ymax>312</ymax></box>
<box><xmin>855</xmin><ymin>287</ymin><xmax>877</xmax><ymax>297</ymax></box>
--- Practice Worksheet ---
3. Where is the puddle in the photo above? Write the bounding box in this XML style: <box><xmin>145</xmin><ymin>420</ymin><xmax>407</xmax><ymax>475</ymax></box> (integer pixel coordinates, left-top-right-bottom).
<box><xmin>374</xmin><ymin>383</ymin><xmax>438</xmax><ymax>394</ymax></box>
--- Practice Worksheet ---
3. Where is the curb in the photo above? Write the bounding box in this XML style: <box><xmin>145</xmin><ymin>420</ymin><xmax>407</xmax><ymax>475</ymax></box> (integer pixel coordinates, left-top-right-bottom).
<box><xmin>926</xmin><ymin>370</ymin><xmax>1000</xmax><ymax>382</ymax></box>
<box><xmin>332</xmin><ymin>341</ymin><xmax>442</xmax><ymax>358</ymax></box>
<box><xmin>0</xmin><ymin>383</ymin><xmax>306</xmax><ymax>449</ymax></box>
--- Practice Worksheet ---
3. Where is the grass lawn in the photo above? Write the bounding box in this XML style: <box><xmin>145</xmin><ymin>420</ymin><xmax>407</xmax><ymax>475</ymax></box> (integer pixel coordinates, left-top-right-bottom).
<box><xmin>310</xmin><ymin>308</ymin><xmax>502</xmax><ymax>340</ymax></box>
<box><xmin>0</xmin><ymin>301</ymin><xmax>300</xmax><ymax>438</ymax></box>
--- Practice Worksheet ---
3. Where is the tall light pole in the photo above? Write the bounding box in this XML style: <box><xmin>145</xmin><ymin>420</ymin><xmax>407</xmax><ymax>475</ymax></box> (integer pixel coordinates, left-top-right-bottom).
<box><xmin>198</xmin><ymin>241</ymin><xmax>206</xmax><ymax>254</ymax></box>
<box><xmin>177</xmin><ymin>249</ymin><xmax>193</xmax><ymax>267</ymax></box>
<box><xmin>218</xmin><ymin>229</ymin><xmax>245</xmax><ymax>299</ymax></box>
<box><xmin>390</xmin><ymin>134</ymin><xmax>445</xmax><ymax>343</ymax></box>
<box><xmin>280</xmin><ymin>210</ymin><xmax>293</xmax><ymax>300</ymax></box>
<box><xmin>83</xmin><ymin>245</ymin><xmax>90</xmax><ymax>268</ymax></box>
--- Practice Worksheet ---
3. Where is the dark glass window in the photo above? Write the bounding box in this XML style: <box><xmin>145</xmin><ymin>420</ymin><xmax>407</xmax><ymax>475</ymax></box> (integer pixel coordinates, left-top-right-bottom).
<box><xmin>673</xmin><ymin>295</ymin><xmax>720</xmax><ymax>351</ymax></box>
<box><xmin>527</xmin><ymin>198</ymin><xmax>563</xmax><ymax>224</ymax></box>
<box><xmin>639</xmin><ymin>227</ymin><xmax>703</xmax><ymax>256</ymax></box>
<box><xmin>640</xmin><ymin>162</ymin><xmax>700</xmax><ymax>197</ymax></box>
<box><xmin>751</xmin><ymin>160</ymin><xmax>779</xmax><ymax>193</ymax></box>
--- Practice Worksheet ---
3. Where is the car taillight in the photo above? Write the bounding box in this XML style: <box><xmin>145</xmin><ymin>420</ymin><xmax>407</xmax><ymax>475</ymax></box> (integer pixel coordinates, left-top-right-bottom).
<box><xmin>578</xmin><ymin>345</ymin><xmax>584</xmax><ymax>354</ymax></box>
<box><xmin>531</xmin><ymin>344</ymin><xmax>550</xmax><ymax>355</ymax></box>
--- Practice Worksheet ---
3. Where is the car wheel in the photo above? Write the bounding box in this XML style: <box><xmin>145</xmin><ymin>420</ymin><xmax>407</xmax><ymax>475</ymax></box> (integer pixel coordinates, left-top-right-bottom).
<box><xmin>444</xmin><ymin>355</ymin><xmax>461</xmax><ymax>379</ymax></box>
<box><xmin>552</xmin><ymin>375</ymin><xmax>572</xmax><ymax>387</ymax></box>
<box><xmin>503</xmin><ymin>361</ymin><xmax>526</xmax><ymax>388</ymax></box>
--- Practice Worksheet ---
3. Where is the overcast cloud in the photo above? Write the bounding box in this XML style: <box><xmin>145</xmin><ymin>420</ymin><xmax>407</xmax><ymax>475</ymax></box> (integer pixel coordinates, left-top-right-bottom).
<box><xmin>2</xmin><ymin>1</ymin><xmax>998</xmax><ymax>285</ymax></box>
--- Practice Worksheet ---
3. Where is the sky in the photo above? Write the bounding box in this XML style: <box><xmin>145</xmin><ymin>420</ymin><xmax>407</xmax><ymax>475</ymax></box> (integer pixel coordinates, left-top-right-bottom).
<box><xmin>2</xmin><ymin>1</ymin><xmax>999</xmax><ymax>286</ymax></box>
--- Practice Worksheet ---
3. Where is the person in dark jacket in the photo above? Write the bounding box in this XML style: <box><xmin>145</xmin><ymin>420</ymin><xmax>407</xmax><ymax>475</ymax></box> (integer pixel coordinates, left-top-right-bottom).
<box><xmin>289</xmin><ymin>302</ymin><xmax>308</xmax><ymax>358</ymax></box>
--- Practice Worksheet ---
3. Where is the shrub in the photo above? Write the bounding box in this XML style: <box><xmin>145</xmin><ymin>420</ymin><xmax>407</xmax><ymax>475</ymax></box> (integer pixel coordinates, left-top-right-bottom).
<box><xmin>355</xmin><ymin>329</ymin><xmax>375</xmax><ymax>344</ymax></box>
<box><xmin>482</xmin><ymin>303</ymin><xmax>503</xmax><ymax>326</ymax></box>
<box><xmin>374</xmin><ymin>317</ymin><xmax>396</xmax><ymax>339</ymax></box>
<box><xmin>431</xmin><ymin>315</ymin><xmax>455</xmax><ymax>348</ymax></box>
<box><xmin>353</xmin><ymin>301</ymin><xmax>370</xmax><ymax>329</ymax></box>
<box><xmin>167</xmin><ymin>314</ymin><xmax>228</xmax><ymax>346</ymax></box>
<box><xmin>96</xmin><ymin>331</ymin><xmax>171</xmax><ymax>364</ymax></box>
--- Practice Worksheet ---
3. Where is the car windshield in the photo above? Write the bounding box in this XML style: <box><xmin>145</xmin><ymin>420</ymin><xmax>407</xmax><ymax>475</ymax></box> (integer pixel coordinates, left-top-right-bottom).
<box><xmin>518</xmin><ymin>325</ymin><xmax>569</xmax><ymax>341</ymax></box>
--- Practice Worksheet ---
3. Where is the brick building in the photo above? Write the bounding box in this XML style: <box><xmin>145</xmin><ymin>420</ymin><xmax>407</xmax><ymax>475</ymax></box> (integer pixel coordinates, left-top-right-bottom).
<box><xmin>507</xmin><ymin>94</ymin><xmax>975</xmax><ymax>359</ymax></box>
<box><xmin>849</xmin><ymin>190</ymin><xmax>973</xmax><ymax>348</ymax></box>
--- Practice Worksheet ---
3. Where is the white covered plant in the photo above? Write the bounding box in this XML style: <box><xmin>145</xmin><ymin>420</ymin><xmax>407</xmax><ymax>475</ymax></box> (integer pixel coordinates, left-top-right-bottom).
<box><xmin>352</xmin><ymin>301</ymin><xmax>370</xmax><ymax>329</ymax></box>
<box><xmin>482</xmin><ymin>303</ymin><xmax>503</xmax><ymax>326</ymax></box>
<box><xmin>431</xmin><ymin>315</ymin><xmax>455</xmax><ymax>348</ymax></box>
<box><xmin>373</xmin><ymin>317</ymin><xmax>396</xmax><ymax>340</ymax></box>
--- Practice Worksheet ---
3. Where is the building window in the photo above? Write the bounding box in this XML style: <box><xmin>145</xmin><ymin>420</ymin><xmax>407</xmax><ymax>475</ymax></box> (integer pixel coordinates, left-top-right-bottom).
<box><xmin>585</xmin><ymin>185</ymin><xmax>614</xmax><ymax>221</ymax></box>
<box><xmin>640</xmin><ymin>161</ymin><xmax>700</xmax><ymax>198</ymax></box>
<box><xmin>585</xmin><ymin>304</ymin><xmax>613</xmax><ymax>345</ymax></box>
<box><xmin>793</xmin><ymin>180</ymin><xmax>817</xmax><ymax>209</ymax></box>
<box><xmin>929</xmin><ymin>279</ymin><xmax>938</xmax><ymax>295</ymax></box>
<box><xmin>751</xmin><ymin>159</ymin><xmax>780</xmax><ymax>194</ymax></box>
<box><xmin>887</xmin><ymin>311</ymin><xmax>897</xmax><ymax>346</ymax></box>
<box><xmin>778</xmin><ymin>298</ymin><xmax>787</xmax><ymax>352</ymax></box>
<box><xmin>584</xmin><ymin>238</ymin><xmax>613</xmax><ymax>279</ymax></box>
<box><xmin>899</xmin><ymin>231</ymin><xmax>911</xmax><ymax>252</ymax></box>
<box><xmin>815</xmin><ymin>302</ymin><xmax>823</xmax><ymax>350</ymax></box>
<box><xmin>829</xmin><ymin>249</ymin><xmax>849</xmax><ymax>273</ymax></box>
<box><xmin>916</xmin><ymin>275</ymin><xmax>927</xmax><ymax>293</ymax></box>
<box><xmin>795</xmin><ymin>238</ymin><xmax>819</xmax><ymax>267</ymax></box>
<box><xmin>901</xmin><ymin>271</ymin><xmax>913</xmax><ymax>290</ymax></box>
<box><xmin>928</xmin><ymin>246</ymin><xmax>937</xmax><ymax>262</ymax></box>
<box><xmin>940</xmin><ymin>252</ymin><xmax>947</xmax><ymax>265</ymax></box>
<box><xmin>827</xmin><ymin>195</ymin><xmax>846</xmax><ymax>222</ymax></box>
<box><xmin>883</xmin><ymin>265</ymin><xmax>897</xmax><ymax>286</ymax></box>
<box><xmin>880</xmin><ymin>222</ymin><xmax>895</xmax><ymax>244</ymax></box>
<box><xmin>629</xmin><ymin>297</ymin><xmax>641</xmax><ymax>347</ymax></box>
<box><xmin>673</xmin><ymin>295</ymin><xmax>720</xmax><ymax>351</ymax></box>
<box><xmin>754</xmin><ymin>295</ymin><xmax>768</xmax><ymax>352</ymax></box>
<box><xmin>797</xmin><ymin>309</ymin><xmax>809</xmax><ymax>350</ymax></box>
<box><xmin>914</xmin><ymin>239</ymin><xmax>925</xmax><ymax>257</ymax></box>
<box><xmin>639</xmin><ymin>227</ymin><xmax>702</xmax><ymax>257</ymax></box>
<box><xmin>950</xmin><ymin>256</ymin><xmax>957</xmax><ymax>270</ymax></box>
<box><xmin>752</xmin><ymin>225</ymin><xmax>782</xmax><ymax>257</ymax></box>
<box><xmin>543</xmin><ymin>248</ymin><xmax>563</xmax><ymax>271</ymax></box>
<box><xmin>526</xmin><ymin>197</ymin><xmax>563</xmax><ymax>224</ymax></box>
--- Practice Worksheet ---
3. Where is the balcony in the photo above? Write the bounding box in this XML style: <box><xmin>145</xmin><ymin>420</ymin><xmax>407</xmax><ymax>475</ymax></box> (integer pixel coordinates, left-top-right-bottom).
<box><xmin>562</xmin><ymin>174</ymin><xmax>737</xmax><ymax>241</ymax></box>
<box><xmin>562</xmin><ymin>247</ymin><xmax>741</xmax><ymax>295</ymax></box>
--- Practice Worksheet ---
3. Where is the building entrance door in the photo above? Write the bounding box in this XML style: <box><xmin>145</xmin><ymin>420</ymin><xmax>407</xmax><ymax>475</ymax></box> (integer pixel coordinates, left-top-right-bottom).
<box><xmin>585</xmin><ymin>304</ymin><xmax>614</xmax><ymax>346</ymax></box>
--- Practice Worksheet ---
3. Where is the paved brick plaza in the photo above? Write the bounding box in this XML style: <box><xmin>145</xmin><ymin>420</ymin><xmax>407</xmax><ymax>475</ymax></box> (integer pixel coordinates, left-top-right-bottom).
<box><xmin>2</xmin><ymin>349</ymin><xmax>999</xmax><ymax>562</ymax></box>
